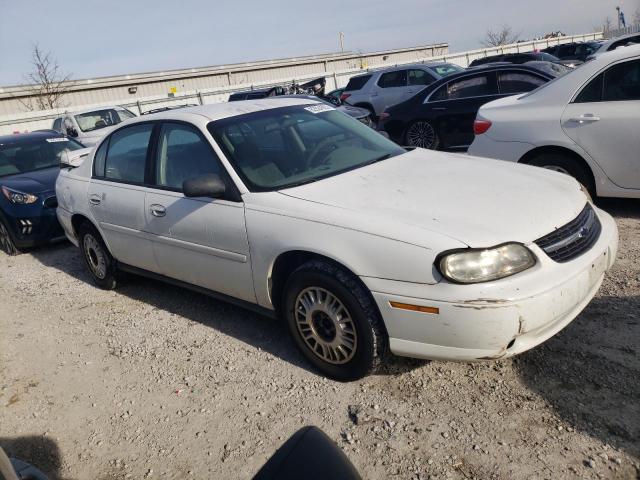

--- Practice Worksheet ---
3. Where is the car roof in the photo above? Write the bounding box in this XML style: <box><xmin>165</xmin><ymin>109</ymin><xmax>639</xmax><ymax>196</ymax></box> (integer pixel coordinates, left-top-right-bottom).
<box><xmin>0</xmin><ymin>130</ymin><xmax>64</xmax><ymax>144</ymax></box>
<box><xmin>120</xmin><ymin>97</ymin><xmax>324</xmax><ymax>125</ymax></box>
<box><xmin>348</xmin><ymin>61</ymin><xmax>459</xmax><ymax>78</ymax></box>
<box><xmin>594</xmin><ymin>41</ymin><xmax>640</xmax><ymax>59</ymax></box>
<box><xmin>598</xmin><ymin>33</ymin><xmax>640</xmax><ymax>50</ymax></box>
<box><xmin>71</xmin><ymin>105</ymin><xmax>130</xmax><ymax>115</ymax></box>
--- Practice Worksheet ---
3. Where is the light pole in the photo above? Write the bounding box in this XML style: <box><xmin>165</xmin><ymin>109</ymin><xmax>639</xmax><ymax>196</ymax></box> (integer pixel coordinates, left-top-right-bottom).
<box><xmin>339</xmin><ymin>32</ymin><xmax>345</xmax><ymax>53</ymax></box>
<box><xmin>616</xmin><ymin>6</ymin><xmax>621</xmax><ymax>29</ymax></box>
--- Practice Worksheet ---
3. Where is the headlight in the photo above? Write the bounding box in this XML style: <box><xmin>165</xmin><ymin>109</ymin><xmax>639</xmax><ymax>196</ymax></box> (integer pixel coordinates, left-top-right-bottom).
<box><xmin>1</xmin><ymin>186</ymin><xmax>38</xmax><ymax>204</ymax></box>
<box><xmin>438</xmin><ymin>243</ymin><xmax>536</xmax><ymax>284</ymax></box>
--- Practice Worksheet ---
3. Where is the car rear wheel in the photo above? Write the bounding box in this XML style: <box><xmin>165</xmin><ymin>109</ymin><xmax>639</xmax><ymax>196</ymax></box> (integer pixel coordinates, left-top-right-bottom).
<box><xmin>405</xmin><ymin>121</ymin><xmax>440</xmax><ymax>150</ymax></box>
<box><xmin>78</xmin><ymin>223</ymin><xmax>118</xmax><ymax>290</ymax></box>
<box><xmin>0</xmin><ymin>220</ymin><xmax>20</xmax><ymax>256</ymax></box>
<box><xmin>528</xmin><ymin>153</ymin><xmax>595</xmax><ymax>198</ymax></box>
<box><xmin>282</xmin><ymin>260</ymin><xmax>387</xmax><ymax>381</ymax></box>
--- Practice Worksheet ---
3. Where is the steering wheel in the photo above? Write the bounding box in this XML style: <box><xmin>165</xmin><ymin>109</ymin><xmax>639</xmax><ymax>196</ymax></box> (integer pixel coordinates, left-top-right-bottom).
<box><xmin>306</xmin><ymin>138</ymin><xmax>340</xmax><ymax>168</ymax></box>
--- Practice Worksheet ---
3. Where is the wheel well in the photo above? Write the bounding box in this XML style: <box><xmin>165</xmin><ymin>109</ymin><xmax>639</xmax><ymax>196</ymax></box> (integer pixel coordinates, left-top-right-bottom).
<box><xmin>519</xmin><ymin>146</ymin><xmax>595</xmax><ymax>191</ymax></box>
<box><xmin>269</xmin><ymin>251</ymin><xmax>366</xmax><ymax>314</ymax></box>
<box><xmin>71</xmin><ymin>214</ymin><xmax>95</xmax><ymax>238</ymax></box>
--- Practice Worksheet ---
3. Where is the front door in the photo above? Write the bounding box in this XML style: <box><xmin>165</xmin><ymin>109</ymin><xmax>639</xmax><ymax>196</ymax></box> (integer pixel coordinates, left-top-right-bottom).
<box><xmin>144</xmin><ymin>122</ymin><xmax>255</xmax><ymax>302</ymax></box>
<box><xmin>561</xmin><ymin>58</ymin><xmax>640</xmax><ymax>190</ymax></box>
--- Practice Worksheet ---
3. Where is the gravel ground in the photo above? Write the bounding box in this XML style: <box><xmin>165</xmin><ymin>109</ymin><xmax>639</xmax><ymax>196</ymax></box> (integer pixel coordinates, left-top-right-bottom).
<box><xmin>1</xmin><ymin>199</ymin><xmax>639</xmax><ymax>480</ymax></box>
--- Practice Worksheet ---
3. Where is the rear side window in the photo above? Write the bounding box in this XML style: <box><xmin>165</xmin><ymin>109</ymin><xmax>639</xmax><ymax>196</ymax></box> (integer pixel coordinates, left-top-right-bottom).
<box><xmin>447</xmin><ymin>75</ymin><xmax>496</xmax><ymax>99</ymax></box>
<box><xmin>104</xmin><ymin>124</ymin><xmax>153</xmax><ymax>183</ymax></box>
<box><xmin>52</xmin><ymin>118</ymin><xmax>62</xmax><ymax>131</ymax></box>
<box><xmin>575</xmin><ymin>73</ymin><xmax>604</xmax><ymax>103</ymax></box>
<box><xmin>378</xmin><ymin>70</ymin><xmax>407</xmax><ymax>88</ymax></box>
<box><xmin>603</xmin><ymin>59</ymin><xmax>640</xmax><ymax>101</ymax></box>
<box><xmin>498</xmin><ymin>72</ymin><xmax>547</xmax><ymax>94</ymax></box>
<box><xmin>93</xmin><ymin>140</ymin><xmax>108</xmax><ymax>177</ymax></box>
<box><xmin>344</xmin><ymin>75</ymin><xmax>371</xmax><ymax>91</ymax></box>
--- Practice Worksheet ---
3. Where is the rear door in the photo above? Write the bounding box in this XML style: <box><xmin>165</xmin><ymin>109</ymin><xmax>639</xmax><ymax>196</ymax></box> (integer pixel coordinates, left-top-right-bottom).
<box><xmin>561</xmin><ymin>58</ymin><xmax>640</xmax><ymax>190</ymax></box>
<box><xmin>144</xmin><ymin>121</ymin><xmax>255</xmax><ymax>301</ymax></box>
<box><xmin>371</xmin><ymin>70</ymin><xmax>408</xmax><ymax>114</ymax></box>
<box><xmin>427</xmin><ymin>72</ymin><xmax>499</xmax><ymax>148</ymax></box>
<box><xmin>87</xmin><ymin>122</ymin><xmax>158</xmax><ymax>271</ymax></box>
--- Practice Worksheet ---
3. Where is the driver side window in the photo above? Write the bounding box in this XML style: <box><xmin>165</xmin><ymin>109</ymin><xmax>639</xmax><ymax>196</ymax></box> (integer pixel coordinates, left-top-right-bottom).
<box><xmin>154</xmin><ymin>123</ymin><xmax>221</xmax><ymax>191</ymax></box>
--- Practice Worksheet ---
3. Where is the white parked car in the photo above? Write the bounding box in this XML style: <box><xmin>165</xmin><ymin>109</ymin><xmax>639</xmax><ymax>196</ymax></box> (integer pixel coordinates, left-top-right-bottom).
<box><xmin>55</xmin><ymin>98</ymin><xmax>618</xmax><ymax>380</ymax></box>
<box><xmin>469</xmin><ymin>45</ymin><xmax>640</xmax><ymax>198</ymax></box>
<box><xmin>52</xmin><ymin>106</ymin><xmax>137</xmax><ymax>147</ymax></box>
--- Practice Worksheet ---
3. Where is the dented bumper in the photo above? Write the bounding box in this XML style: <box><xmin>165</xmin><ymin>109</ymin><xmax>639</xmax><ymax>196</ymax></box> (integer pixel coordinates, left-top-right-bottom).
<box><xmin>363</xmin><ymin>207</ymin><xmax>618</xmax><ymax>362</ymax></box>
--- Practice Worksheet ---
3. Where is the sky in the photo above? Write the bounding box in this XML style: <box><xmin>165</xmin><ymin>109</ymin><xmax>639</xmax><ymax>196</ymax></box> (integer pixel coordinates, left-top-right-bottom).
<box><xmin>1</xmin><ymin>0</ymin><xmax>638</xmax><ymax>86</ymax></box>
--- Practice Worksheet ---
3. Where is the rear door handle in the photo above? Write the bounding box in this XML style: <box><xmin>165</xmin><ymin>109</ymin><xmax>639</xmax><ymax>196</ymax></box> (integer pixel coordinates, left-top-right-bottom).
<box><xmin>89</xmin><ymin>194</ymin><xmax>101</xmax><ymax>205</ymax></box>
<box><xmin>150</xmin><ymin>204</ymin><xmax>166</xmax><ymax>217</ymax></box>
<box><xmin>570</xmin><ymin>114</ymin><xmax>600</xmax><ymax>123</ymax></box>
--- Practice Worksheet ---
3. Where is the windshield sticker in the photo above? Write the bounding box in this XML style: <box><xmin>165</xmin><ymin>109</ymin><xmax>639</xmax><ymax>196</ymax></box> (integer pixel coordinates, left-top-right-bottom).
<box><xmin>46</xmin><ymin>137</ymin><xmax>69</xmax><ymax>143</ymax></box>
<box><xmin>304</xmin><ymin>104</ymin><xmax>334</xmax><ymax>114</ymax></box>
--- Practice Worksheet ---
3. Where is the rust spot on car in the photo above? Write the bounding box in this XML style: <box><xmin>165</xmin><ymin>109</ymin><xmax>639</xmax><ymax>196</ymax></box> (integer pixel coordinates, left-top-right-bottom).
<box><xmin>518</xmin><ymin>316</ymin><xmax>526</xmax><ymax>334</ymax></box>
<box><xmin>477</xmin><ymin>349</ymin><xmax>507</xmax><ymax>360</ymax></box>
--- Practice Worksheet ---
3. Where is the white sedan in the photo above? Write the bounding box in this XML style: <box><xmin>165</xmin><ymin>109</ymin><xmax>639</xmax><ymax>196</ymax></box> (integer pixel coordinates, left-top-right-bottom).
<box><xmin>56</xmin><ymin>98</ymin><xmax>618</xmax><ymax>380</ymax></box>
<box><xmin>469</xmin><ymin>44</ymin><xmax>640</xmax><ymax>198</ymax></box>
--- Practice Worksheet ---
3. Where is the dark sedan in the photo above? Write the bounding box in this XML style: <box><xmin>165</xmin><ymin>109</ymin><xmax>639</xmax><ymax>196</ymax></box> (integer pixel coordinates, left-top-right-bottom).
<box><xmin>378</xmin><ymin>64</ymin><xmax>558</xmax><ymax>151</ymax></box>
<box><xmin>0</xmin><ymin>131</ymin><xmax>84</xmax><ymax>254</ymax></box>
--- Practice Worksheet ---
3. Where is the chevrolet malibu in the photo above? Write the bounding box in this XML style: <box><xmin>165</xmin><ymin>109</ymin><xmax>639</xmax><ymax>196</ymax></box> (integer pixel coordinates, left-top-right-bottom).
<box><xmin>55</xmin><ymin>99</ymin><xmax>618</xmax><ymax>381</ymax></box>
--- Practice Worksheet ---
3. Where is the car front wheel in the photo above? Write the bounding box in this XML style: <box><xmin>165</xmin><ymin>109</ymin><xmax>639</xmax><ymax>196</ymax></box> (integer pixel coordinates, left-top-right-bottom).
<box><xmin>283</xmin><ymin>260</ymin><xmax>387</xmax><ymax>381</ymax></box>
<box><xmin>405</xmin><ymin>121</ymin><xmax>440</xmax><ymax>150</ymax></box>
<box><xmin>0</xmin><ymin>219</ymin><xmax>20</xmax><ymax>255</ymax></box>
<box><xmin>78</xmin><ymin>223</ymin><xmax>118</xmax><ymax>290</ymax></box>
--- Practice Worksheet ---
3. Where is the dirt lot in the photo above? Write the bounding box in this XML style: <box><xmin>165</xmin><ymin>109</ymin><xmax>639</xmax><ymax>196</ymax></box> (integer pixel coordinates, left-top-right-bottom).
<box><xmin>1</xmin><ymin>199</ymin><xmax>639</xmax><ymax>480</ymax></box>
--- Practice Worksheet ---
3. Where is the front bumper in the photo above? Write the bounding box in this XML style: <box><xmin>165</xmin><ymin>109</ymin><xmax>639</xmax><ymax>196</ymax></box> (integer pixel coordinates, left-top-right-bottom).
<box><xmin>1</xmin><ymin>197</ymin><xmax>65</xmax><ymax>249</ymax></box>
<box><xmin>363</xmin><ymin>207</ymin><xmax>618</xmax><ymax>362</ymax></box>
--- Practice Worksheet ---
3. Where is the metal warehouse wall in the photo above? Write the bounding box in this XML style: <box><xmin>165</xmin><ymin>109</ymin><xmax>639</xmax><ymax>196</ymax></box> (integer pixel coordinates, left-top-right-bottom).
<box><xmin>0</xmin><ymin>33</ymin><xmax>603</xmax><ymax>134</ymax></box>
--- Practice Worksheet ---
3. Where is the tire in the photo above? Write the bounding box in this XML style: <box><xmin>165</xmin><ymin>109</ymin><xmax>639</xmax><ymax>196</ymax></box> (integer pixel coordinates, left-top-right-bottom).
<box><xmin>0</xmin><ymin>219</ymin><xmax>20</xmax><ymax>256</ymax></box>
<box><xmin>405</xmin><ymin>121</ymin><xmax>440</xmax><ymax>150</ymax></box>
<box><xmin>78</xmin><ymin>222</ymin><xmax>118</xmax><ymax>290</ymax></box>
<box><xmin>282</xmin><ymin>260</ymin><xmax>387</xmax><ymax>381</ymax></box>
<box><xmin>527</xmin><ymin>153</ymin><xmax>595</xmax><ymax>198</ymax></box>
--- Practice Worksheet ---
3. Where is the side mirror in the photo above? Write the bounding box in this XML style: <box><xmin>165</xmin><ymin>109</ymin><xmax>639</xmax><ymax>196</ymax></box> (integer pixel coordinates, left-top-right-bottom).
<box><xmin>60</xmin><ymin>147</ymin><xmax>92</xmax><ymax>169</ymax></box>
<box><xmin>183</xmin><ymin>174</ymin><xmax>226</xmax><ymax>199</ymax></box>
<box><xmin>66</xmin><ymin>127</ymin><xmax>78</xmax><ymax>137</ymax></box>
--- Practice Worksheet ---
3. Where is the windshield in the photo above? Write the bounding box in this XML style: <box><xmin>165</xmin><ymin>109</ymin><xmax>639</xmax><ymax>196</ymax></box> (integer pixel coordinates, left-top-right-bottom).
<box><xmin>0</xmin><ymin>136</ymin><xmax>84</xmax><ymax>177</ymax></box>
<box><xmin>432</xmin><ymin>64</ymin><xmax>464</xmax><ymax>77</ymax></box>
<box><xmin>75</xmin><ymin>109</ymin><xmax>135</xmax><ymax>133</ymax></box>
<box><xmin>208</xmin><ymin>105</ymin><xmax>405</xmax><ymax>191</ymax></box>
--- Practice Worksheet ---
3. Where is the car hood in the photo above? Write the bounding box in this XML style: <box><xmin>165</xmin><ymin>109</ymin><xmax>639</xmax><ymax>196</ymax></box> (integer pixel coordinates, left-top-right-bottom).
<box><xmin>280</xmin><ymin>149</ymin><xmax>587</xmax><ymax>247</ymax></box>
<box><xmin>1</xmin><ymin>166</ymin><xmax>58</xmax><ymax>194</ymax></box>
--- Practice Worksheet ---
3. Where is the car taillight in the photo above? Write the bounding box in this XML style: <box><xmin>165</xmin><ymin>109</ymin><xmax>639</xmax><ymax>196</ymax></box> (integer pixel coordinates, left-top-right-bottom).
<box><xmin>473</xmin><ymin>119</ymin><xmax>492</xmax><ymax>135</ymax></box>
<box><xmin>340</xmin><ymin>93</ymin><xmax>351</xmax><ymax>103</ymax></box>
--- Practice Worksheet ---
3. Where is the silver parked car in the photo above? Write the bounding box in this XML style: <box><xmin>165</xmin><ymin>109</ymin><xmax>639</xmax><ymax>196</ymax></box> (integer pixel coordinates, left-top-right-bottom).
<box><xmin>52</xmin><ymin>106</ymin><xmax>137</xmax><ymax>147</ymax></box>
<box><xmin>340</xmin><ymin>62</ymin><xmax>463</xmax><ymax>117</ymax></box>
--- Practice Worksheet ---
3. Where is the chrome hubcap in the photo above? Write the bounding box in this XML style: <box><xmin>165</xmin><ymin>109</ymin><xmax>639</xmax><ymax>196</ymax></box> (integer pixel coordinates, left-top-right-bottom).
<box><xmin>407</xmin><ymin>122</ymin><xmax>436</xmax><ymax>149</ymax></box>
<box><xmin>543</xmin><ymin>165</ymin><xmax>570</xmax><ymax>175</ymax></box>
<box><xmin>83</xmin><ymin>234</ymin><xmax>107</xmax><ymax>279</ymax></box>
<box><xmin>294</xmin><ymin>287</ymin><xmax>357</xmax><ymax>365</ymax></box>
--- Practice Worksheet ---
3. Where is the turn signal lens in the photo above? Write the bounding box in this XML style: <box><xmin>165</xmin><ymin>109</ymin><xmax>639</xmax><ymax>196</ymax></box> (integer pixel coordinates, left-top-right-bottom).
<box><xmin>473</xmin><ymin>119</ymin><xmax>492</xmax><ymax>135</ymax></box>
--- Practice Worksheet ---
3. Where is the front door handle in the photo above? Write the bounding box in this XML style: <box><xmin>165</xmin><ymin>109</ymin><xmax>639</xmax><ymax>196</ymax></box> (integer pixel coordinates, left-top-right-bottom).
<box><xmin>570</xmin><ymin>114</ymin><xmax>600</xmax><ymax>123</ymax></box>
<box><xmin>432</xmin><ymin>107</ymin><xmax>447</xmax><ymax>111</ymax></box>
<box><xmin>150</xmin><ymin>204</ymin><xmax>166</xmax><ymax>217</ymax></box>
<box><xmin>89</xmin><ymin>194</ymin><xmax>101</xmax><ymax>205</ymax></box>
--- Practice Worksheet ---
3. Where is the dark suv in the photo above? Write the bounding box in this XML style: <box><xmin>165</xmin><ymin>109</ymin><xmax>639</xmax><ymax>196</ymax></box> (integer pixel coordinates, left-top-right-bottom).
<box><xmin>542</xmin><ymin>41</ymin><xmax>602</xmax><ymax>62</ymax></box>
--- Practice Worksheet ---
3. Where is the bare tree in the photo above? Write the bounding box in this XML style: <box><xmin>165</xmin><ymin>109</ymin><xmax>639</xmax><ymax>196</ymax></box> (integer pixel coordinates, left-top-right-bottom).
<box><xmin>481</xmin><ymin>24</ymin><xmax>519</xmax><ymax>47</ymax></box>
<box><xmin>18</xmin><ymin>45</ymin><xmax>72</xmax><ymax>111</ymax></box>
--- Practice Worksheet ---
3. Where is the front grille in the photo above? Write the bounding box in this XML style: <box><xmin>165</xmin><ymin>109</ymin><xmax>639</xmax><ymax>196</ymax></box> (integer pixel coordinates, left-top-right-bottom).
<box><xmin>534</xmin><ymin>204</ymin><xmax>601</xmax><ymax>263</ymax></box>
<box><xmin>44</xmin><ymin>196</ymin><xmax>58</xmax><ymax>208</ymax></box>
